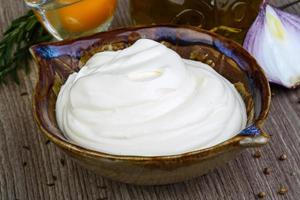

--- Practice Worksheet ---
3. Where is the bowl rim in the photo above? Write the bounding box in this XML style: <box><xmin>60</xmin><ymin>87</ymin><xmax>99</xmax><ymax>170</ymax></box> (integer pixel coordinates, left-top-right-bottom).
<box><xmin>31</xmin><ymin>25</ymin><xmax>271</xmax><ymax>161</ymax></box>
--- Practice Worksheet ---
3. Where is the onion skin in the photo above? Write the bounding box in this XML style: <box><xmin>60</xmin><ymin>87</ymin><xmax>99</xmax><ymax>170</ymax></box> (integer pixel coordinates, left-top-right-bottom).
<box><xmin>243</xmin><ymin>2</ymin><xmax>300</xmax><ymax>88</ymax></box>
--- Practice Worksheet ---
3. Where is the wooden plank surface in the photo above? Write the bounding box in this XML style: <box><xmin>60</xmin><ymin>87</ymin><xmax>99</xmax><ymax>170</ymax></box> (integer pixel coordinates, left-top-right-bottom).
<box><xmin>0</xmin><ymin>0</ymin><xmax>300</xmax><ymax>199</ymax></box>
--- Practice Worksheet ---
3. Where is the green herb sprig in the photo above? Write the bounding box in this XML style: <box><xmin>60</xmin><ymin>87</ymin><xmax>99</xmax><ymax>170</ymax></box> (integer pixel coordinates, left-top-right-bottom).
<box><xmin>0</xmin><ymin>10</ymin><xmax>52</xmax><ymax>84</ymax></box>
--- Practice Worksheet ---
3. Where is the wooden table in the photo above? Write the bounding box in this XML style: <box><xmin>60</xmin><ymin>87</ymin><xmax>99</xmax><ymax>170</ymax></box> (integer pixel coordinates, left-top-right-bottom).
<box><xmin>1</xmin><ymin>0</ymin><xmax>300</xmax><ymax>199</ymax></box>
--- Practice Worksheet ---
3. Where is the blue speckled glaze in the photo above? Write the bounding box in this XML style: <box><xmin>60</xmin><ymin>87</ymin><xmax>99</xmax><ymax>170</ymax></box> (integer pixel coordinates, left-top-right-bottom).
<box><xmin>213</xmin><ymin>40</ymin><xmax>235</xmax><ymax>58</ymax></box>
<box><xmin>35</xmin><ymin>46</ymin><xmax>61</xmax><ymax>59</ymax></box>
<box><xmin>239</xmin><ymin>125</ymin><xmax>261</xmax><ymax>136</ymax></box>
<box><xmin>213</xmin><ymin>39</ymin><xmax>249</xmax><ymax>72</ymax></box>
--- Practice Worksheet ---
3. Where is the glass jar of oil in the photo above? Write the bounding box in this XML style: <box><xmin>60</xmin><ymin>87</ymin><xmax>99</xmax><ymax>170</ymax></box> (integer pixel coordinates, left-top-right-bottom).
<box><xmin>130</xmin><ymin>0</ymin><xmax>262</xmax><ymax>43</ymax></box>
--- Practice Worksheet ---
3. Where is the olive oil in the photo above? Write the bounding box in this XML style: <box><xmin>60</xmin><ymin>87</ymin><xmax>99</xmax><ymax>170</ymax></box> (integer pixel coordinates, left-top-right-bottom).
<box><xmin>130</xmin><ymin>0</ymin><xmax>262</xmax><ymax>43</ymax></box>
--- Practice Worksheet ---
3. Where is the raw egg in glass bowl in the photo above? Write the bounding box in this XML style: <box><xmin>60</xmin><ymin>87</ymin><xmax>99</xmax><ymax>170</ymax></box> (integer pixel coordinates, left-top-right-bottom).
<box><xmin>25</xmin><ymin>0</ymin><xmax>117</xmax><ymax>40</ymax></box>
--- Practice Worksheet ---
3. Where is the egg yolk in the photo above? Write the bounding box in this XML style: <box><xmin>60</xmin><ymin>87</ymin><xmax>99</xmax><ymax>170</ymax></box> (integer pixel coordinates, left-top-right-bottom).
<box><xmin>58</xmin><ymin>0</ymin><xmax>117</xmax><ymax>32</ymax></box>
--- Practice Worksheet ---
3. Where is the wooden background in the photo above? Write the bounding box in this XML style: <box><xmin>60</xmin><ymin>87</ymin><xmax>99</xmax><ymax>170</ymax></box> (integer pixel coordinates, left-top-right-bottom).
<box><xmin>1</xmin><ymin>0</ymin><xmax>300</xmax><ymax>199</ymax></box>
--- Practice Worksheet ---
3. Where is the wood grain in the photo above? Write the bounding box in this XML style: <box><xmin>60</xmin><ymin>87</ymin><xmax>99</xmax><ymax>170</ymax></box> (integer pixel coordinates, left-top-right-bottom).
<box><xmin>0</xmin><ymin>0</ymin><xmax>300</xmax><ymax>199</ymax></box>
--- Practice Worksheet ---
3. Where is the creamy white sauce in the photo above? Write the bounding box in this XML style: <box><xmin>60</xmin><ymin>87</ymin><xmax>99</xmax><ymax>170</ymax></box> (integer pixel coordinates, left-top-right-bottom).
<box><xmin>56</xmin><ymin>39</ymin><xmax>247</xmax><ymax>156</ymax></box>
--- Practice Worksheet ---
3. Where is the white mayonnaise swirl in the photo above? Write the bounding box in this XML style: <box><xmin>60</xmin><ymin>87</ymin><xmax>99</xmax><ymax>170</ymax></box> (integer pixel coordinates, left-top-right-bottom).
<box><xmin>56</xmin><ymin>39</ymin><xmax>247</xmax><ymax>156</ymax></box>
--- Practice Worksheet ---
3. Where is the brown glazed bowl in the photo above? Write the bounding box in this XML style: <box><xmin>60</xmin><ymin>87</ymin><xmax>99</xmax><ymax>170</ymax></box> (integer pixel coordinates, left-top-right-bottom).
<box><xmin>30</xmin><ymin>25</ymin><xmax>271</xmax><ymax>185</ymax></box>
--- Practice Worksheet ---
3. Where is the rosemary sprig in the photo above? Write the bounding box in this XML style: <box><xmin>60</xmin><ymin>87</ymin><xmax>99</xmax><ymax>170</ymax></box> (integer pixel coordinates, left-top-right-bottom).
<box><xmin>0</xmin><ymin>10</ymin><xmax>52</xmax><ymax>84</ymax></box>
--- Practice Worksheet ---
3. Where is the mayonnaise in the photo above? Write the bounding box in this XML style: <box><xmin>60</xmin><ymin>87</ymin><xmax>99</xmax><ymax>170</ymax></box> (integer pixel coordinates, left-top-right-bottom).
<box><xmin>56</xmin><ymin>39</ymin><xmax>247</xmax><ymax>156</ymax></box>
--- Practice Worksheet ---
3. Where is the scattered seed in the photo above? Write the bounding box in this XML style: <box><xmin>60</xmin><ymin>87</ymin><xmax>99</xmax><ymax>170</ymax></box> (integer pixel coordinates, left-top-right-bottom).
<box><xmin>257</xmin><ymin>191</ymin><xmax>266</xmax><ymax>198</ymax></box>
<box><xmin>20</xmin><ymin>92</ymin><xmax>28</xmax><ymax>96</ymax></box>
<box><xmin>278</xmin><ymin>186</ymin><xmax>288</xmax><ymax>195</ymax></box>
<box><xmin>263</xmin><ymin>167</ymin><xmax>271</xmax><ymax>175</ymax></box>
<box><xmin>253</xmin><ymin>150</ymin><xmax>261</xmax><ymax>158</ymax></box>
<box><xmin>22</xmin><ymin>162</ymin><xmax>27</xmax><ymax>167</ymax></box>
<box><xmin>279</xmin><ymin>154</ymin><xmax>287</xmax><ymax>161</ymax></box>
<box><xmin>52</xmin><ymin>175</ymin><xmax>57</xmax><ymax>181</ymax></box>
<box><xmin>47</xmin><ymin>183</ymin><xmax>55</xmax><ymax>187</ymax></box>
<box><xmin>268</xmin><ymin>134</ymin><xmax>273</xmax><ymax>137</ymax></box>
<box><xmin>60</xmin><ymin>158</ymin><xmax>65</xmax><ymax>166</ymax></box>
<box><xmin>290</xmin><ymin>172</ymin><xmax>297</xmax><ymax>176</ymax></box>
<box><xmin>271</xmin><ymin>93</ymin><xmax>275</xmax><ymax>97</ymax></box>
<box><xmin>45</xmin><ymin>140</ymin><xmax>51</xmax><ymax>145</ymax></box>
<box><xmin>22</xmin><ymin>145</ymin><xmax>30</xmax><ymax>151</ymax></box>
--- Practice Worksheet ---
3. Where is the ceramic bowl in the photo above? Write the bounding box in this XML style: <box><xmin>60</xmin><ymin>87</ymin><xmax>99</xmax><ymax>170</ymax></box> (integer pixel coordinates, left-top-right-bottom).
<box><xmin>30</xmin><ymin>25</ymin><xmax>271</xmax><ymax>185</ymax></box>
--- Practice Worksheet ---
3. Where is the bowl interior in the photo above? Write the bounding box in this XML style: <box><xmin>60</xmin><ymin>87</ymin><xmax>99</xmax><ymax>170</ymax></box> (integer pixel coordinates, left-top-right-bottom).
<box><xmin>31</xmin><ymin>25</ymin><xmax>270</xmax><ymax>156</ymax></box>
